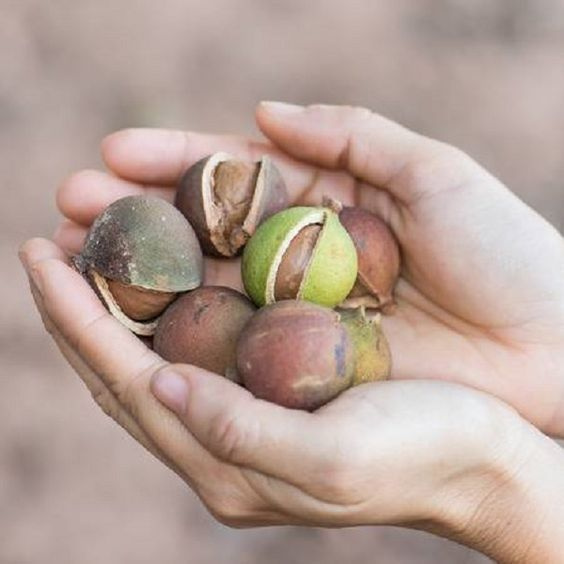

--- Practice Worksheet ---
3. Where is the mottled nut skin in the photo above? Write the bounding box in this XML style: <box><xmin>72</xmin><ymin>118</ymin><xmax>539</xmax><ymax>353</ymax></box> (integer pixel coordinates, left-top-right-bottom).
<box><xmin>76</xmin><ymin>195</ymin><xmax>203</xmax><ymax>292</ymax></box>
<box><xmin>339</xmin><ymin>206</ymin><xmax>401</xmax><ymax>312</ymax></box>
<box><xmin>154</xmin><ymin>286</ymin><xmax>255</xmax><ymax>382</ymax></box>
<box><xmin>73</xmin><ymin>195</ymin><xmax>204</xmax><ymax>336</ymax></box>
<box><xmin>237</xmin><ymin>301</ymin><xmax>355</xmax><ymax>410</ymax></box>
<box><xmin>339</xmin><ymin>308</ymin><xmax>391</xmax><ymax>385</ymax></box>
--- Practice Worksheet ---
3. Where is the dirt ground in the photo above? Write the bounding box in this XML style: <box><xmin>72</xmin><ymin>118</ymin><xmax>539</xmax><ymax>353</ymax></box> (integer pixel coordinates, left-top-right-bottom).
<box><xmin>1</xmin><ymin>1</ymin><xmax>563</xmax><ymax>563</ymax></box>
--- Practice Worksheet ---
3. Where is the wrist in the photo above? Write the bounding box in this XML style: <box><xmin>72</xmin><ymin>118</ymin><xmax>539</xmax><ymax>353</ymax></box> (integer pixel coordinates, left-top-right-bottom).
<box><xmin>433</xmin><ymin>409</ymin><xmax>564</xmax><ymax>562</ymax></box>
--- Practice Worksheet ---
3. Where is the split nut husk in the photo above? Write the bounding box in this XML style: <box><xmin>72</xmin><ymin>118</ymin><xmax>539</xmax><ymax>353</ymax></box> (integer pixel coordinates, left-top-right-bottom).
<box><xmin>175</xmin><ymin>152</ymin><xmax>289</xmax><ymax>257</ymax></box>
<box><xmin>237</xmin><ymin>301</ymin><xmax>391</xmax><ymax>410</ymax></box>
<box><xmin>326</xmin><ymin>198</ymin><xmax>401</xmax><ymax>313</ymax></box>
<box><xmin>154</xmin><ymin>286</ymin><xmax>255</xmax><ymax>382</ymax></box>
<box><xmin>74</xmin><ymin>195</ymin><xmax>203</xmax><ymax>336</ymax></box>
<box><xmin>241</xmin><ymin>206</ymin><xmax>358</xmax><ymax>308</ymax></box>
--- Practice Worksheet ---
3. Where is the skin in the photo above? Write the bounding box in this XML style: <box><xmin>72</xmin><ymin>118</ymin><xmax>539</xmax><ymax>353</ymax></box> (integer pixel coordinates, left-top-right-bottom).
<box><xmin>20</xmin><ymin>102</ymin><xmax>564</xmax><ymax>561</ymax></box>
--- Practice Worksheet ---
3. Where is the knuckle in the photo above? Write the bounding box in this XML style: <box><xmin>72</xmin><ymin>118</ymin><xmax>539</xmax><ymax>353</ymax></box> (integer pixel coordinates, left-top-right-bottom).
<box><xmin>108</xmin><ymin>363</ymin><xmax>156</xmax><ymax>421</ymax></box>
<box><xmin>57</xmin><ymin>170</ymin><xmax>96</xmax><ymax>206</ymax></box>
<box><xmin>403</xmin><ymin>143</ymin><xmax>478</xmax><ymax>196</ymax></box>
<box><xmin>90</xmin><ymin>385</ymin><xmax>119</xmax><ymax>420</ymax></box>
<box><xmin>42</xmin><ymin>315</ymin><xmax>57</xmax><ymax>337</ymax></box>
<box><xmin>316</xmin><ymin>447</ymin><xmax>366</xmax><ymax>504</ymax></box>
<box><xmin>345</xmin><ymin>105</ymin><xmax>374</xmax><ymax>124</ymax></box>
<box><xmin>206</xmin><ymin>495</ymin><xmax>248</xmax><ymax>528</ymax></box>
<box><xmin>209</xmin><ymin>410</ymin><xmax>252</xmax><ymax>462</ymax></box>
<box><xmin>320</xmin><ymin>462</ymin><xmax>355</xmax><ymax>502</ymax></box>
<box><xmin>432</xmin><ymin>142</ymin><xmax>473</xmax><ymax>168</ymax></box>
<box><xmin>311</xmin><ymin>103</ymin><xmax>373</xmax><ymax>123</ymax></box>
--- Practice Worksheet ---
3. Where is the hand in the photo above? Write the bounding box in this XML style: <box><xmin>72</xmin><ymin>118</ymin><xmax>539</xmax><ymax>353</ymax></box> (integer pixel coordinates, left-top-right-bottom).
<box><xmin>16</xmin><ymin>240</ymin><xmax>564</xmax><ymax>561</ymax></box>
<box><xmin>52</xmin><ymin>102</ymin><xmax>564</xmax><ymax>435</ymax></box>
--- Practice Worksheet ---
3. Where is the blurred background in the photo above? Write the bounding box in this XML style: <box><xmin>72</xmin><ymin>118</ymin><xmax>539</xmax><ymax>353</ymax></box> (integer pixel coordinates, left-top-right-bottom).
<box><xmin>2</xmin><ymin>1</ymin><xmax>563</xmax><ymax>563</ymax></box>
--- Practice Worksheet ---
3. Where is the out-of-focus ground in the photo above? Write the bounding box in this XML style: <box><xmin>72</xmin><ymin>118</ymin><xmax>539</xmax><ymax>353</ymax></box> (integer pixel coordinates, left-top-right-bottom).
<box><xmin>1</xmin><ymin>1</ymin><xmax>563</xmax><ymax>563</ymax></box>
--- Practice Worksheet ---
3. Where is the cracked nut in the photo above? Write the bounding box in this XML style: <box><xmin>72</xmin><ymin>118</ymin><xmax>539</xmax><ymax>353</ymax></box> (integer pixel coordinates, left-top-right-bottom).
<box><xmin>241</xmin><ymin>205</ymin><xmax>358</xmax><ymax>308</ymax></box>
<box><xmin>175</xmin><ymin>152</ymin><xmax>289</xmax><ymax>257</ymax></box>
<box><xmin>328</xmin><ymin>198</ymin><xmax>400</xmax><ymax>313</ymax></box>
<box><xmin>74</xmin><ymin>195</ymin><xmax>203</xmax><ymax>336</ymax></box>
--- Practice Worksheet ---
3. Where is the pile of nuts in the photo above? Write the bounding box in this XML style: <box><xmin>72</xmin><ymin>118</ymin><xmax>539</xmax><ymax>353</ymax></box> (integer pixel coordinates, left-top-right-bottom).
<box><xmin>74</xmin><ymin>153</ymin><xmax>401</xmax><ymax>410</ymax></box>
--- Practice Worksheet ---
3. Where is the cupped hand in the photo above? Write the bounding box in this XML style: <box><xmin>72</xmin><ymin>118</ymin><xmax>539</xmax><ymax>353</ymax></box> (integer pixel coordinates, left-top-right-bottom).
<box><xmin>18</xmin><ymin>241</ymin><xmax>564</xmax><ymax>561</ymax></box>
<box><xmin>16</xmin><ymin>240</ymin><xmax>553</xmax><ymax>553</ymax></box>
<box><xmin>51</xmin><ymin>102</ymin><xmax>564</xmax><ymax>435</ymax></box>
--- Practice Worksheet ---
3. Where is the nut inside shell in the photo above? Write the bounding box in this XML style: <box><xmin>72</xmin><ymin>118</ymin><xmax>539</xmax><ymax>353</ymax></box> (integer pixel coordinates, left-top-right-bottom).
<box><xmin>90</xmin><ymin>271</ymin><xmax>165</xmax><ymax>335</ymax></box>
<box><xmin>176</xmin><ymin>152</ymin><xmax>289</xmax><ymax>257</ymax></box>
<box><xmin>242</xmin><ymin>205</ymin><xmax>357</xmax><ymax>308</ymax></box>
<box><xmin>213</xmin><ymin>160</ymin><xmax>260</xmax><ymax>251</ymax></box>
<box><xmin>263</xmin><ymin>208</ymin><xmax>326</xmax><ymax>303</ymax></box>
<box><xmin>274</xmin><ymin>223</ymin><xmax>322</xmax><ymax>300</ymax></box>
<box><xmin>106</xmin><ymin>279</ymin><xmax>177</xmax><ymax>321</ymax></box>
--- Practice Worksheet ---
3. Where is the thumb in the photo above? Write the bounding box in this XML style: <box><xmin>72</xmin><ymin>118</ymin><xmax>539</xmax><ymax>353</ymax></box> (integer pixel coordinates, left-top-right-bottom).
<box><xmin>256</xmin><ymin>101</ymin><xmax>480</xmax><ymax>205</ymax></box>
<box><xmin>150</xmin><ymin>365</ymin><xmax>320</xmax><ymax>482</ymax></box>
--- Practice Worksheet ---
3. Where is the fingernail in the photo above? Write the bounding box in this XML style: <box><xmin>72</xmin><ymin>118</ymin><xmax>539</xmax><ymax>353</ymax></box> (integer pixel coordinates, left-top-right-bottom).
<box><xmin>260</xmin><ymin>101</ymin><xmax>304</xmax><ymax>115</ymax></box>
<box><xmin>151</xmin><ymin>368</ymin><xmax>189</xmax><ymax>415</ymax></box>
<box><xmin>19</xmin><ymin>251</ymin><xmax>44</xmax><ymax>294</ymax></box>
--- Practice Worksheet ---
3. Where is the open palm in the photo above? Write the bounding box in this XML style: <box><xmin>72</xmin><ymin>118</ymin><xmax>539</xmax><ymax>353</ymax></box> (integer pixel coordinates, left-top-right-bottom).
<box><xmin>54</xmin><ymin>103</ymin><xmax>564</xmax><ymax>435</ymax></box>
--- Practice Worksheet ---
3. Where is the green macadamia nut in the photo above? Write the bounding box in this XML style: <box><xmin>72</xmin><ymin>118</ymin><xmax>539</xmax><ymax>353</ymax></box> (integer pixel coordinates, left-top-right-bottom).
<box><xmin>241</xmin><ymin>205</ymin><xmax>358</xmax><ymax>308</ymax></box>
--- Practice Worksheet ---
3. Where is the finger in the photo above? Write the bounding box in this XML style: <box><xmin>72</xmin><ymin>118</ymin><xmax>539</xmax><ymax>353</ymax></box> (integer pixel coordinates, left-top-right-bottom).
<box><xmin>20</xmin><ymin>237</ymin><xmax>70</xmax><ymax>266</ymax></box>
<box><xmin>151</xmin><ymin>364</ymin><xmax>335</xmax><ymax>487</ymax></box>
<box><xmin>31</xmin><ymin>279</ymin><xmax>175</xmax><ymax>468</ymax></box>
<box><xmin>30</xmin><ymin>259</ymin><xmax>166</xmax><ymax>400</ymax></box>
<box><xmin>203</xmin><ymin>257</ymin><xmax>245</xmax><ymax>292</ymax></box>
<box><xmin>57</xmin><ymin>169</ymin><xmax>173</xmax><ymax>226</ymax></box>
<box><xmin>20</xmin><ymin>239</ymin><xmax>171</xmax><ymax>465</ymax></box>
<box><xmin>101</xmin><ymin>128</ymin><xmax>354</xmax><ymax>205</ymax></box>
<box><xmin>53</xmin><ymin>220</ymin><xmax>87</xmax><ymax>254</ymax></box>
<box><xmin>21</xmin><ymin>239</ymin><xmax>291</xmax><ymax>519</ymax></box>
<box><xmin>19</xmin><ymin>238</ymin><xmax>162</xmax><ymax>398</ymax></box>
<box><xmin>20</xmin><ymin>241</ymin><xmax>247</xmax><ymax>481</ymax></box>
<box><xmin>256</xmin><ymin>102</ymin><xmax>486</xmax><ymax>206</ymax></box>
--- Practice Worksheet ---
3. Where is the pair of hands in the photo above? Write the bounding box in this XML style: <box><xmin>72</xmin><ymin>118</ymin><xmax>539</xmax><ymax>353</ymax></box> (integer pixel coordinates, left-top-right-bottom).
<box><xmin>20</xmin><ymin>103</ymin><xmax>564</xmax><ymax>560</ymax></box>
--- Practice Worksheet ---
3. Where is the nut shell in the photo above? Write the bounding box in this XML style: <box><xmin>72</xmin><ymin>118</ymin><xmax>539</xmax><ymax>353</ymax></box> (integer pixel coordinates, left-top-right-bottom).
<box><xmin>154</xmin><ymin>287</ymin><xmax>255</xmax><ymax>381</ymax></box>
<box><xmin>237</xmin><ymin>301</ymin><xmax>355</xmax><ymax>410</ymax></box>
<box><xmin>176</xmin><ymin>153</ymin><xmax>288</xmax><ymax>257</ymax></box>
<box><xmin>76</xmin><ymin>195</ymin><xmax>203</xmax><ymax>292</ymax></box>
<box><xmin>339</xmin><ymin>308</ymin><xmax>391</xmax><ymax>385</ymax></box>
<box><xmin>338</xmin><ymin>204</ymin><xmax>400</xmax><ymax>313</ymax></box>
<box><xmin>74</xmin><ymin>195</ymin><xmax>203</xmax><ymax>335</ymax></box>
<box><xmin>241</xmin><ymin>206</ymin><xmax>358</xmax><ymax>308</ymax></box>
